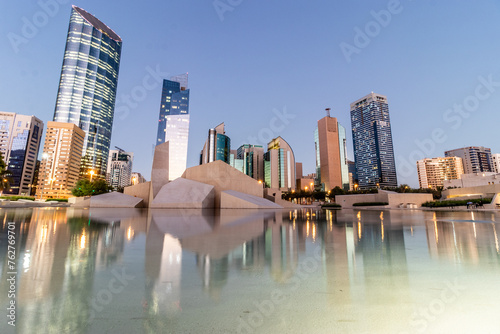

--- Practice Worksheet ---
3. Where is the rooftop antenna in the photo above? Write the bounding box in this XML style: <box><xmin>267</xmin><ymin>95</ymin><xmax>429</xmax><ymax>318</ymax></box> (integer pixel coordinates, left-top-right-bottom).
<box><xmin>326</xmin><ymin>108</ymin><xmax>331</xmax><ymax>117</ymax></box>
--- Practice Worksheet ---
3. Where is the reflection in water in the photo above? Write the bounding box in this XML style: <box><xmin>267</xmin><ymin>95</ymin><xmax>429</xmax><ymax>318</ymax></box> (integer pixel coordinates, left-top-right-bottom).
<box><xmin>0</xmin><ymin>208</ymin><xmax>499</xmax><ymax>333</ymax></box>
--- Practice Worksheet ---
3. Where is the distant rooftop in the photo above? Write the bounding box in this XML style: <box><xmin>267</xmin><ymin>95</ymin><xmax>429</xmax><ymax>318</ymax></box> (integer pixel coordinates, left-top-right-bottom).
<box><xmin>73</xmin><ymin>6</ymin><xmax>122</xmax><ymax>42</ymax></box>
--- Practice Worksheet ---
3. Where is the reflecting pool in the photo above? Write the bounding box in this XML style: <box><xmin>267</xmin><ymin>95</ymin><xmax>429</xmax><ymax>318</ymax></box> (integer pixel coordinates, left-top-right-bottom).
<box><xmin>1</xmin><ymin>208</ymin><xmax>500</xmax><ymax>333</ymax></box>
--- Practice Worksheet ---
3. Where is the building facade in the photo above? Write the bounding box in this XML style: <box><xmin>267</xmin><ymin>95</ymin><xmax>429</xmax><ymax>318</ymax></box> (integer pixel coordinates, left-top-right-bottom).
<box><xmin>416</xmin><ymin>157</ymin><xmax>464</xmax><ymax>189</ymax></box>
<box><xmin>236</xmin><ymin>144</ymin><xmax>264</xmax><ymax>181</ymax></box>
<box><xmin>264</xmin><ymin>137</ymin><xmax>296</xmax><ymax>190</ymax></box>
<box><xmin>350</xmin><ymin>92</ymin><xmax>397</xmax><ymax>189</ymax></box>
<box><xmin>131</xmin><ymin>172</ymin><xmax>146</xmax><ymax>185</ymax></box>
<box><xmin>36</xmin><ymin>122</ymin><xmax>84</xmax><ymax>199</ymax></box>
<box><xmin>0</xmin><ymin>112</ymin><xmax>43</xmax><ymax>195</ymax></box>
<box><xmin>444</xmin><ymin>172</ymin><xmax>500</xmax><ymax>189</ymax></box>
<box><xmin>106</xmin><ymin>149</ymin><xmax>133</xmax><ymax>190</ymax></box>
<box><xmin>200</xmin><ymin>123</ymin><xmax>230</xmax><ymax>165</ymax></box>
<box><xmin>492</xmin><ymin>153</ymin><xmax>500</xmax><ymax>173</ymax></box>
<box><xmin>347</xmin><ymin>160</ymin><xmax>357</xmax><ymax>190</ymax></box>
<box><xmin>156</xmin><ymin>75</ymin><xmax>190</xmax><ymax>180</ymax></box>
<box><xmin>315</xmin><ymin>114</ymin><xmax>349</xmax><ymax>191</ymax></box>
<box><xmin>53</xmin><ymin>6</ymin><xmax>122</xmax><ymax>179</ymax></box>
<box><xmin>445</xmin><ymin>146</ymin><xmax>493</xmax><ymax>174</ymax></box>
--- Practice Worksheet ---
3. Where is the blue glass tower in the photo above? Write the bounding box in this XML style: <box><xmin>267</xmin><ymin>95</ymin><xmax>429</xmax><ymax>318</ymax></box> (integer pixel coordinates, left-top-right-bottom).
<box><xmin>53</xmin><ymin>6</ymin><xmax>122</xmax><ymax>178</ymax></box>
<box><xmin>350</xmin><ymin>93</ymin><xmax>397</xmax><ymax>189</ymax></box>
<box><xmin>156</xmin><ymin>75</ymin><xmax>190</xmax><ymax>180</ymax></box>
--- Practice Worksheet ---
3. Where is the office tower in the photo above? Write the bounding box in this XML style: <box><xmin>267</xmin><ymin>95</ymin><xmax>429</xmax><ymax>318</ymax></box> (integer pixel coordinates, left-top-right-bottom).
<box><xmin>53</xmin><ymin>6</ymin><xmax>122</xmax><ymax>179</ymax></box>
<box><xmin>347</xmin><ymin>160</ymin><xmax>357</xmax><ymax>190</ymax></box>
<box><xmin>315</xmin><ymin>112</ymin><xmax>349</xmax><ymax>191</ymax></box>
<box><xmin>264</xmin><ymin>137</ymin><xmax>296</xmax><ymax>190</ymax></box>
<box><xmin>444</xmin><ymin>146</ymin><xmax>492</xmax><ymax>174</ymax></box>
<box><xmin>200</xmin><ymin>123</ymin><xmax>230</xmax><ymax>164</ymax></box>
<box><xmin>416</xmin><ymin>157</ymin><xmax>464</xmax><ymax>189</ymax></box>
<box><xmin>236</xmin><ymin>144</ymin><xmax>264</xmax><ymax>181</ymax></box>
<box><xmin>106</xmin><ymin>148</ymin><xmax>133</xmax><ymax>190</ymax></box>
<box><xmin>350</xmin><ymin>92</ymin><xmax>397</xmax><ymax>189</ymax></box>
<box><xmin>36</xmin><ymin>122</ymin><xmax>84</xmax><ymax>199</ymax></box>
<box><xmin>0</xmin><ymin>112</ymin><xmax>43</xmax><ymax>195</ymax></box>
<box><xmin>229</xmin><ymin>149</ymin><xmax>244</xmax><ymax>173</ymax></box>
<box><xmin>156</xmin><ymin>75</ymin><xmax>190</xmax><ymax>180</ymax></box>
<box><xmin>131</xmin><ymin>172</ymin><xmax>146</xmax><ymax>185</ymax></box>
<box><xmin>491</xmin><ymin>154</ymin><xmax>500</xmax><ymax>173</ymax></box>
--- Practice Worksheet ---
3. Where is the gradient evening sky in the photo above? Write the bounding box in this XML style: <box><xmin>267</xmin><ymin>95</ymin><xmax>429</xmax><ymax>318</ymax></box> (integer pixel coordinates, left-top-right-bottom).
<box><xmin>1</xmin><ymin>0</ymin><xmax>500</xmax><ymax>187</ymax></box>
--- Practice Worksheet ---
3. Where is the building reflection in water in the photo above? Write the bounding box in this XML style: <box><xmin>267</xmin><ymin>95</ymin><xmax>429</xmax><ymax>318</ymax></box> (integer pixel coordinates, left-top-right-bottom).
<box><xmin>1</xmin><ymin>207</ymin><xmax>500</xmax><ymax>333</ymax></box>
<box><xmin>0</xmin><ymin>207</ymin><xmax>147</xmax><ymax>334</ymax></box>
<box><xmin>426</xmin><ymin>211</ymin><xmax>500</xmax><ymax>264</ymax></box>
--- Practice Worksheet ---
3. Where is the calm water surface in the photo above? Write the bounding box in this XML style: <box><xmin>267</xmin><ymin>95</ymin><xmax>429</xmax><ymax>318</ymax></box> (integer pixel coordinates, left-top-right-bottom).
<box><xmin>1</xmin><ymin>207</ymin><xmax>499</xmax><ymax>334</ymax></box>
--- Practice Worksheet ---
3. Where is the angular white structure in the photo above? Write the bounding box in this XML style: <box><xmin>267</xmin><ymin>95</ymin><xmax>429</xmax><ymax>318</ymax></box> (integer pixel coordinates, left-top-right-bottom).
<box><xmin>151</xmin><ymin>178</ymin><xmax>215</xmax><ymax>209</ymax></box>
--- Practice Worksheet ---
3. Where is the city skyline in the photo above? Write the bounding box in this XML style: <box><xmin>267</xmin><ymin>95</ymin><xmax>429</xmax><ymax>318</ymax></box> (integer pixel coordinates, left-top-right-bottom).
<box><xmin>2</xmin><ymin>1</ymin><xmax>500</xmax><ymax>187</ymax></box>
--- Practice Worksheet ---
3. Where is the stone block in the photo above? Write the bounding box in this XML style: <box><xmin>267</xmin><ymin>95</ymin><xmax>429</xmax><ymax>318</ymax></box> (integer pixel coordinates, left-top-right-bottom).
<box><xmin>89</xmin><ymin>192</ymin><xmax>144</xmax><ymax>208</ymax></box>
<box><xmin>151</xmin><ymin>141</ymin><xmax>170</xmax><ymax>198</ymax></box>
<box><xmin>220</xmin><ymin>190</ymin><xmax>282</xmax><ymax>209</ymax></box>
<box><xmin>151</xmin><ymin>178</ymin><xmax>215</xmax><ymax>209</ymax></box>
<box><xmin>182</xmin><ymin>160</ymin><xmax>264</xmax><ymax>208</ymax></box>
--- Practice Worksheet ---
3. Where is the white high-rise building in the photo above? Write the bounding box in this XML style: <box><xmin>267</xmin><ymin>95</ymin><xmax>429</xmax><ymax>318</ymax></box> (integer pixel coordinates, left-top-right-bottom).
<box><xmin>106</xmin><ymin>149</ymin><xmax>133</xmax><ymax>190</ymax></box>
<box><xmin>155</xmin><ymin>75</ymin><xmax>190</xmax><ymax>180</ymax></box>
<box><xmin>0</xmin><ymin>112</ymin><xmax>43</xmax><ymax>195</ymax></box>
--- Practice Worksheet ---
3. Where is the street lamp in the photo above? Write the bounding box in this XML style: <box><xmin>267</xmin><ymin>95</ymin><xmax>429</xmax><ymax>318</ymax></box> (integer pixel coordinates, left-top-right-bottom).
<box><xmin>89</xmin><ymin>170</ymin><xmax>95</xmax><ymax>182</ymax></box>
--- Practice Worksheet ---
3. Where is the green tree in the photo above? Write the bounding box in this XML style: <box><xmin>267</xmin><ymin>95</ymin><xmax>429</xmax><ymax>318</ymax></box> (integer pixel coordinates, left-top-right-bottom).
<box><xmin>72</xmin><ymin>179</ymin><xmax>112</xmax><ymax>197</ymax></box>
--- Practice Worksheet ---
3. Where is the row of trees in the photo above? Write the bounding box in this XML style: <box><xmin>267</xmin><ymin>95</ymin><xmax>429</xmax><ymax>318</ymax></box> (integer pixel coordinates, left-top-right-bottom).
<box><xmin>283</xmin><ymin>184</ymin><xmax>443</xmax><ymax>202</ymax></box>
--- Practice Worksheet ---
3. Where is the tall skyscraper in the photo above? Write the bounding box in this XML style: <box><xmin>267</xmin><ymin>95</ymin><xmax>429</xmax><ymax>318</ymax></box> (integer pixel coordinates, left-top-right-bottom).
<box><xmin>36</xmin><ymin>122</ymin><xmax>85</xmax><ymax>199</ymax></box>
<box><xmin>200</xmin><ymin>123</ymin><xmax>230</xmax><ymax>164</ymax></box>
<box><xmin>444</xmin><ymin>146</ymin><xmax>492</xmax><ymax>174</ymax></box>
<box><xmin>416</xmin><ymin>157</ymin><xmax>464</xmax><ymax>189</ymax></box>
<box><xmin>106</xmin><ymin>148</ymin><xmax>133</xmax><ymax>190</ymax></box>
<box><xmin>156</xmin><ymin>75</ymin><xmax>190</xmax><ymax>180</ymax></box>
<box><xmin>350</xmin><ymin>92</ymin><xmax>397</xmax><ymax>189</ymax></box>
<box><xmin>264</xmin><ymin>137</ymin><xmax>296</xmax><ymax>190</ymax></box>
<box><xmin>0</xmin><ymin>112</ymin><xmax>43</xmax><ymax>195</ymax></box>
<box><xmin>53</xmin><ymin>6</ymin><xmax>122</xmax><ymax>179</ymax></box>
<box><xmin>315</xmin><ymin>112</ymin><xmax>349</xmax><ymax>191</ymax></box>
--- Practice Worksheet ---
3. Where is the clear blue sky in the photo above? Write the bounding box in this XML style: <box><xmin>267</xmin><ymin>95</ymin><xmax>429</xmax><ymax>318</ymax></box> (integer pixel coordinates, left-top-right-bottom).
<box><xmin>1</xmin><ymin>0</ymin><xmax>500</xmax><ymax>187</ymax></box>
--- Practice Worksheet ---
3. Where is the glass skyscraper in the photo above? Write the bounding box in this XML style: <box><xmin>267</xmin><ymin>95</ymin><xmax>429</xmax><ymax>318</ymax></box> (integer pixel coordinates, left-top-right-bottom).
<box><xmin>156</xmin><ymin>75</ymin><xmax>190</xmax><ymax>180</ymax></box>
<box><xmin>200</xmin><ymin>123</ymin><xmax>230</xmax><ymax>165</ymax></box>
<box><xmin>53</xmin><ymin>6</ymin><xmax>122</xmax><ymax>179</ymax></box>
<box><xmin>350</xmin><ymin>92</ymin><xmax>397</xmax><ymax>189</ymax></box>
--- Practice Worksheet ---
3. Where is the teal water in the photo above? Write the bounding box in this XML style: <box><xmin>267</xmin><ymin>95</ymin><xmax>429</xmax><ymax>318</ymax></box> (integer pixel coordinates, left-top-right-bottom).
<box><xmin>0</xmin><ymin>208</ymin><xmax>499</xmax><ymax>334</ymax></box>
